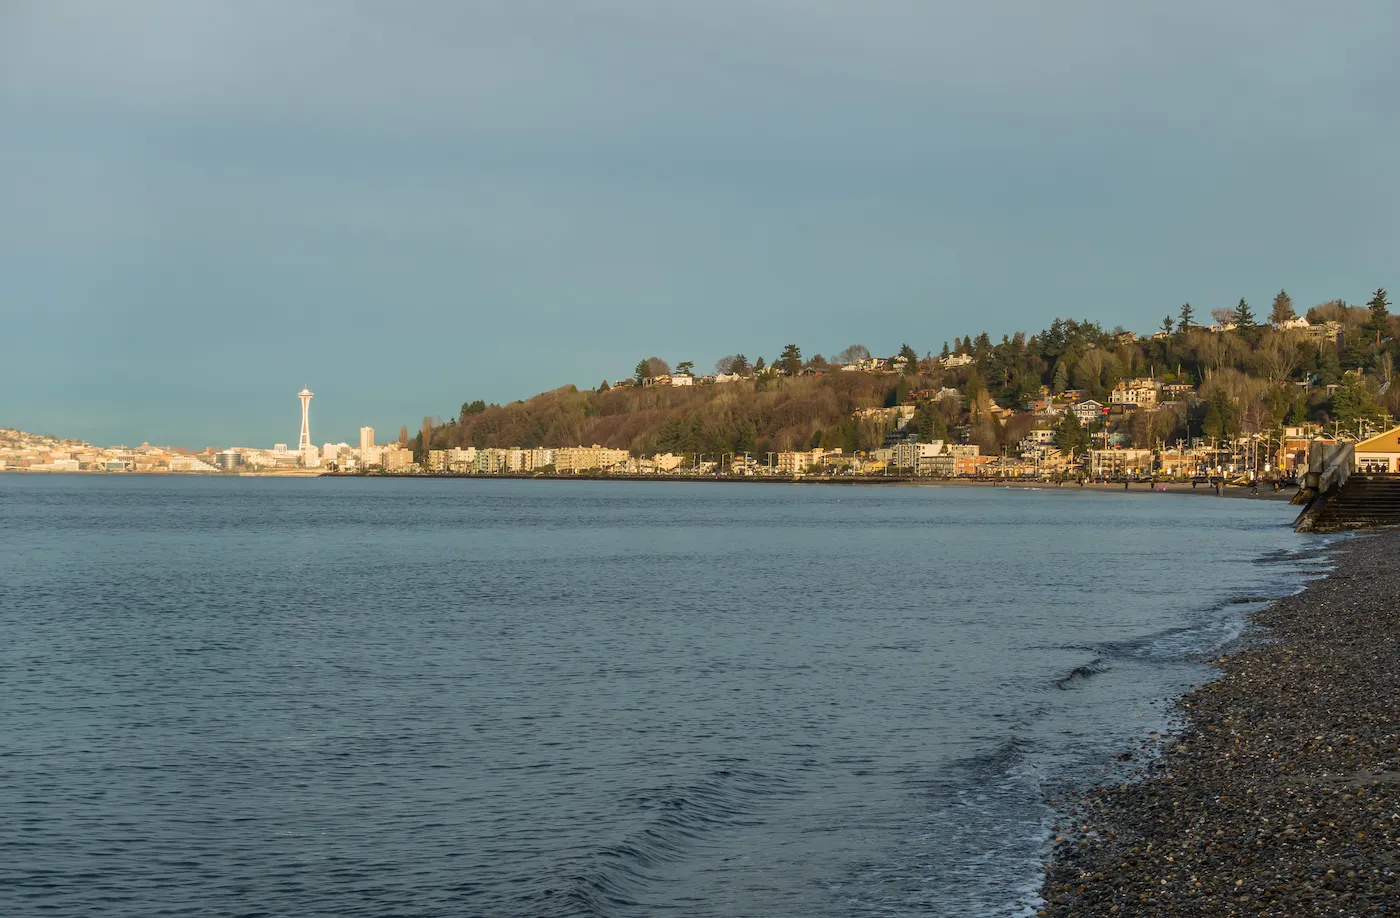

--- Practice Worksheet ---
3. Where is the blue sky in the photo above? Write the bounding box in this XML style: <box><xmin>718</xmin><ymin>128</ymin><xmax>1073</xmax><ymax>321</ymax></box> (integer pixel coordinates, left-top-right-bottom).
<box><xmin>2</xmin><ymin>1</ymin><xmax>1397</xmax><ymax>447</ymax></box>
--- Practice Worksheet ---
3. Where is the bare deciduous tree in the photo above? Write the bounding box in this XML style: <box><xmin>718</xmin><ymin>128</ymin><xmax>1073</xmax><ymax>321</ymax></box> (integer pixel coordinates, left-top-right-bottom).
<box><xmin>836</xmin><ymin>344</ymin><xmax>871</xmax><ymax>364</ymax></box>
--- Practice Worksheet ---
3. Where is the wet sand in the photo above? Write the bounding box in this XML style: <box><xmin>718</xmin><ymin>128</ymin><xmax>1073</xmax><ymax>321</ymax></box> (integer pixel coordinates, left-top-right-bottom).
<box><xmin>1040</xmin><ymin>528</ymin><xmax>1400</xmax><ymax>916</ymax></box>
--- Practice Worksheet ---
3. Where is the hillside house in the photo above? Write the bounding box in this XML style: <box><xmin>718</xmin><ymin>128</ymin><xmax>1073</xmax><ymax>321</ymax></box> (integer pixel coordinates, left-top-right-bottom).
<box><xmin>1071</xmin><ymin>400</ymin><xmax>1107</xmax><ymax>424</ymax></box>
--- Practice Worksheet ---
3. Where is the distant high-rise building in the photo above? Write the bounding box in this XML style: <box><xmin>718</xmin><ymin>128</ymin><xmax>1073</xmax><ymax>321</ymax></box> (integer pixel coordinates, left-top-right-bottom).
<box><xmin>359</xmin><ymin>426</ymin><xmax>374</xmax><ymax>451</ymax></box>
<box><xmin>298</xmin><ymin>388</ymin><xmax>314</xmax><ymax>451</ymax></box>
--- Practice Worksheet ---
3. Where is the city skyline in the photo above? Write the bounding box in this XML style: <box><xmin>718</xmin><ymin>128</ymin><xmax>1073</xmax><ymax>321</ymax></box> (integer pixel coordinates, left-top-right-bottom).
<box><xmin>3</xmin><ymin>2</ymin><xmax>1399</xmax><ymax>446</ymax></box>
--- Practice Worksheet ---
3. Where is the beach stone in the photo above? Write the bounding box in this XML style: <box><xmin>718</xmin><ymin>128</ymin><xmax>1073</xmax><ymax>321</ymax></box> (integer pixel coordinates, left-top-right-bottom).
<box><xmin>1039</xmin><ymin>528</ymin><xmax>1400</xmax><ymax>917</ymax></box>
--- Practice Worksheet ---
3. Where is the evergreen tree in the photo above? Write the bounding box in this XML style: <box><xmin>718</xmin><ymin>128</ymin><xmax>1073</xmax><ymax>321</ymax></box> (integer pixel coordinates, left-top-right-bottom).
<box><xmin>1201</xmin><ymin>390</ymin><xmax>1241</xmax><ymax>442</ymax></box>
<box><xmin>778</xmin><ymin>344</ymin><xmax>803</xmax><ymax>376</ymax></box>
<box><xmin>634</xmin><ymin>359</ymin><xmax>650</xmax><ymax>384</ymax></box>
<box><xmin>734</xmin><ymin>420</ymin><xmax>757</xmax><ymax>454</ymax></box>
<box><xmin>1331</xmin><ymin>373</ymin><xmax>1386</xmax><ymax>431</ymax></box>
<box><xmin>1051</xmin><ymin>360</ymin><xmax>1070</xmax><ymax>394</ymax></box>
<box><xmin>1234</xmin><ymin>298</ymin><xmax>1259</xmax><ymax>344</ymax></box>
<box><xmin>1314</xmin><ymin>343</ymin><xmax>1342</xmax><ymax>385</ymax></box>
<box><xmin>675</xmin><ymin>361</ymin><xmax>695</xmax><ymax>376</ymax></box>
<box><xmin>1364</xmin><ymin>287</ymin><xmax>1391</xmax><ymax>344</ymax></box>
<box><xmin>1054</xmin><ymin>409</ymin><xmax>1089</xmax><ymax>456</ymax></box>
<box><xmin>909</xmin><ymin>402</ymin><xmax>944</xmax><ymax>442</ymax></box>
<box><xmin>754</xmin><ymin>356</ymin><xmax>766</xmax><ymax>372</ymax></box>
<box><xmin>940</xmin><ymin>341</ymin><xmax>951</xmax><ymax>359</ymax></box>
<box><xmin>598</xmin><ymin>380</ymin><xmax>610</xmax><ymax>392</ymax></box>
<box><xmin>898</xmin><ymin>343</ymin><xmax>919</xmax><ymax>374</ymax></box>
<box><xmin>1269</xmin><ymin>289</ymin><xmax>1295</xmax><ymax>326</ymax></box>
<box><xmin>1178</xmin><ymin>303</ymin><xmax>1195</xmax><ymax>333</ymax></box>
<box><xmin>1161</xmin><ymin>315</ymin><xmax>1174</xmax><ymax>335</ymax></box>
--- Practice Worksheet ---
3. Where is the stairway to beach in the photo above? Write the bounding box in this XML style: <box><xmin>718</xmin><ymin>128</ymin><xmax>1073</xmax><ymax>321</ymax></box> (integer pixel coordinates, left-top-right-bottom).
<box><xmin>1298</xmin><ymin>473</ymin><xmax>1400</xmax><ymax>531</ymax></box>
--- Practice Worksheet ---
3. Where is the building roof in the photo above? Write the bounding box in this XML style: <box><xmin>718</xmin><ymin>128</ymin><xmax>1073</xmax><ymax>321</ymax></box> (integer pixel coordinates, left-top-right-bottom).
<box><xmin>1354</xmin><ymin>425</ymin><xmax>1400</xmax><ymax>454</ymax></box>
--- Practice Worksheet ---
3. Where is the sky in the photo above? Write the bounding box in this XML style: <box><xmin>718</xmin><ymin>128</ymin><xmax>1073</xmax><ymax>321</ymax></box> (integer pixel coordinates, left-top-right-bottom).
<box><xmin>2</xmin><ymin>1</ymin><xmax>1398</xmax><ymax>447</ymax></box>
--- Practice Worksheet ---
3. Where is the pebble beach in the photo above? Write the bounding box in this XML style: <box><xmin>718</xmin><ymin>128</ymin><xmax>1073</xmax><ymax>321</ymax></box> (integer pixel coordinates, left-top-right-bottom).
<box><xmin>1041</xmin><ymin>528</ymin><xmax>1400</xmax><ymax>916</ymax></box>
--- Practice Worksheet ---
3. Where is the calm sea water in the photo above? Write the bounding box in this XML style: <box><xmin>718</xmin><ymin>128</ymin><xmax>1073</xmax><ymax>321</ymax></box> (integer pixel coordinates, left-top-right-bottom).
<box><xmin>1</xmin><ymin>477</ymin><xmax>1322</xmax><ymax>917</ymax></box>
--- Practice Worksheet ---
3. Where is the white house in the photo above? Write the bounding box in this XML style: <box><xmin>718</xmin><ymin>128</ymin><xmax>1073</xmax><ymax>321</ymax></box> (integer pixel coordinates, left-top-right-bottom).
<box><xmin>643</xmin><ymin>374</ymin><xmax>693</xmax><ymax>387</ymax></box>
<box><xmin>1071</xmin><ymin>400</ymin><xmax>1107</xmax><ymax>424</ymax></box>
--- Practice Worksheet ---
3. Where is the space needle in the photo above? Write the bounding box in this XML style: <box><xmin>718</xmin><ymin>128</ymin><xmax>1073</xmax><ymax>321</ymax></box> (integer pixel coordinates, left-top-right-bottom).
<box><xmin>297</xmin><ymin>388</ymin><xmax>314</xmax><ymax>452</ymax></box>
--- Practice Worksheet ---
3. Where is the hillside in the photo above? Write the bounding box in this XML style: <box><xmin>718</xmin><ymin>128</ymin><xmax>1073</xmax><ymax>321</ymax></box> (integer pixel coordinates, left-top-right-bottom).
<box><xmin>422</xmin><ymin>292</ymin><xmax>1400</xmax><ymax>460</ymax></box>
<box><xmin>432</xmin><ymin>372</ymin><xmax>911</xmax><ymax>458</ymax></box>
<box><xmin>0</xmin><ymin>428</ymin><xmax>79</xmax><ymax>450</ymax></box>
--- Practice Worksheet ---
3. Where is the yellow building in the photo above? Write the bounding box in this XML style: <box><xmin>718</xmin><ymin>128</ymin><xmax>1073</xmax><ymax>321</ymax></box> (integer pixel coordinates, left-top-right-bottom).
<box><xmin>1354</xmin><ymin>425</ymin><xmax>1400</xmax><ymax>473</ymax></box>
<box><xmin>555</xmin><ymin>445</ymin><xmax>629</xmax><ymax>473</ymax></box>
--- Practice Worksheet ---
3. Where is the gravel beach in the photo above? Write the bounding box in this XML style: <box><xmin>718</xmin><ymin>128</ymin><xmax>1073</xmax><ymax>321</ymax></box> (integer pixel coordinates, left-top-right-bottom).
<box><xmin>1041</xmin><ymin>528</ymin><xmax>1400</xmax><ymax>916</ymax></box>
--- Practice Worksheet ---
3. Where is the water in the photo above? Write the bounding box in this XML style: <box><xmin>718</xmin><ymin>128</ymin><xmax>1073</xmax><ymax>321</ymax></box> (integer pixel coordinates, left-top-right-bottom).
<box><xmin>0</xmin><ymin>476</ymin><xmax>1321</xmax><ymax>917</ymax></box>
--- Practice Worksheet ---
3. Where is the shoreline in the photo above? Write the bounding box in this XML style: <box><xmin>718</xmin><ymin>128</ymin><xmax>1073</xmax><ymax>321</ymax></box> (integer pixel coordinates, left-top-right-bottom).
<box><xmin>318</xmin><ymin>472</ymin><xmax>1299</xmax><ymax>501</ymax></box>
<box><xmin>1039</xmin><ymin>528</ymin><xmax>1400</xmax><ymax>915</ymax></box>
<box><xmin>3</xmin><ymin>469</ymin><xmax>1301</xmax><ymax>501</ymax></box>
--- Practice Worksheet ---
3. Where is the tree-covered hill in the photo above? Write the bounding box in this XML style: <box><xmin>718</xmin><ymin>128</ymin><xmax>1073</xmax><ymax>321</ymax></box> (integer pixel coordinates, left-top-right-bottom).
<box><xmin>435</xmin><ymin>371</ymin><xmax>909</xmax><ymax>458</ymax></box>
<box><xmin>420</xmin><ymin>290</ymin><xmax>1400</xmax><ymax>459</ymax></box>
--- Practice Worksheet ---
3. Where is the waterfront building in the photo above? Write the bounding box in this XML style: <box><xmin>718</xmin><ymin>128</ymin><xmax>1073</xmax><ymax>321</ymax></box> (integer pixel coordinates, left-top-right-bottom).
<box><xmin>216</xmin><ymin>449</ymin><xmax>244</xmax><ymax>471</ymax></box>
<box><xmin>382</xmin><ymin>448</ymin><xmax>414</xmax><ymax>472</ymax></box>
<box><xmin>1354</xmin><ymin>425</ymin><xmax>1400</xmax><ymax>473</ymax></box>
<box><xmin>267</xmin><ymin>444</ymin><xmax>301</xmax><ymax>468</ymax></box>
<box><xmin>891</xmin><ymin>439</ymin><xmax>944</xmax><ymax>473</ymax></box>
<box><xmin>169</xmin><ymin>456</ymin><xmax>217</xmax><ymax>472</ymax></box>
<box><xmin>554</xmin><ymin>445</ymin><xmax>628</xmax><ymax>473</ymax></box>
<box><xmin>475</xmin><ymin>448</ymin><xmax>508</xmax><ymax>474</ymax></box>
<box><xmin>1088</xmin><ymin>448</ymin><xmax>1154</xmax><ymax>478</ymax></box>
<box><xmin>956</xmin><ymin>454</ymin><xmax>996</xmax><ymax>476</ymax></box>
<box><xmin>359</xmin><ymin>427</ymin><xmax>374</xmax><ymax>451</ymax></box>
<box><xmin>321</xmin><ymin>443</ymin><xmax>350</xmax><ymax>466</ymax></box>
<box><xmin>776</xmin><ymin>448</ymin><xmax>825</xmax><ymax>474</ymax></box>
<box><xmin>447</xmin><ymin>446</ymin><xmax>477</xmax><ymax>472</ymax></box>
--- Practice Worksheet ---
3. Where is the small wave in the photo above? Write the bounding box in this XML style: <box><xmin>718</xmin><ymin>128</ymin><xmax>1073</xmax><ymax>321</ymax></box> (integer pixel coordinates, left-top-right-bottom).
<box><xmin>841</xmin><ymin>737</ymin><xmax>1053</xmax><ymax>917</ymax></box>
<box><xmin>1053</xmin><ymin>658</ymin><xmax>1110</xmax><ymax>689</ymax></box>
<box><xmin>531</xmin><ymin>767</ymin><xmax>787</xmax><ymax>918</ymax></box>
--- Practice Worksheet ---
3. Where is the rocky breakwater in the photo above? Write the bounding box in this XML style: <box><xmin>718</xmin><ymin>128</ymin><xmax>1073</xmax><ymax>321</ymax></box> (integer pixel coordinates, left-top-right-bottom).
<box><xmin>1042</xmin><ymin>530</ymin><xmax>1400</xmax><ymax>916</ymax></box>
